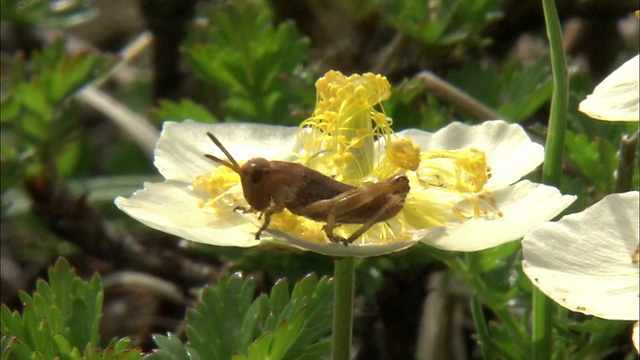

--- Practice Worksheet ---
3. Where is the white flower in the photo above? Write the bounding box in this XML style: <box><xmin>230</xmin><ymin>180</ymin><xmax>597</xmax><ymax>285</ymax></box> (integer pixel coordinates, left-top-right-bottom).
<box><xmin>116</xmin><ymin>72</ymin><xmax>575</xmax><ymax>257</ymax></box>
<box><xmin>401</xmin><ymin>121</ymin><xmax>576</xmax><ymax>251</ymax></box>
<box><xmin>578</xmin><ymin>55</ymin><xmax>639</xmax><ymax>122</ymax></box>
<box><xmin>115</xmin><ymin>119</ymin><xmax>575</xmax><ymax>257</ymax></box>
<box><xmin>522</xmin><ymin>191</ymin><xmax>640</xmax><ymax>352</ymax></box>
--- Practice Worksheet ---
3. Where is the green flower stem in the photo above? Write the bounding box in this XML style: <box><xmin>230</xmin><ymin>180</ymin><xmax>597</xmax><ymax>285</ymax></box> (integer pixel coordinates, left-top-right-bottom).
<box><xmin>331</xmin><ymin>256</ymin><xmax>355</xmax><ymax>360</ymax></box>
<box><xmin>470</xmin><ymin>295</ymin><xmax>493</xmax><ymax>360</ymax></box>
<box><xmin>615</xmin><ymin>130</ymin><xmax>639</xmax><ymax>193</ymax></box>
<box><xmin>537</xmin><ymin>0</ymin><xmax>570</xmax><ymax>359</ymax></box>
<box><xmin>438</xmin><ymin>253</ymin><xmax>528</xmax><ymax>351</ymax></box>
<box><xmin>531</xmin><ymin>289</ymin><xmax>553</xmax><ymax>359</ymax></box>
<box><xmin>541</xmin><ymin>0</ymin><xmax>568</xmax><ymax>187</ymax></box>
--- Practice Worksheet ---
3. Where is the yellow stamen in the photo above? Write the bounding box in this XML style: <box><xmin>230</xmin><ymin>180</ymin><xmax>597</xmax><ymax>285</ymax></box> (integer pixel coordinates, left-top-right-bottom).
<box><xmin>402</xmin><ymin>147</ymin><xmax>501</xmax><ymax>229</ymax></box>
<box><xmin>419</xmin><ymin>148</ymin><xmax>490</xmax><ymax>193</ymax></box>
<box><xmin>193</xmin><ymin>71</ymin><xmax>503</xmax><ymax>246</ymax></box>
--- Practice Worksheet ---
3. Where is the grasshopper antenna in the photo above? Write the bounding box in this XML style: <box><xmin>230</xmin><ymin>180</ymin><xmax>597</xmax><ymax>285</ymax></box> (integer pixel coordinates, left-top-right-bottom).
<box><xmin>204</xmin><ymin>132</ymin><xmax>242</xmax><ymax>173</ymax></box>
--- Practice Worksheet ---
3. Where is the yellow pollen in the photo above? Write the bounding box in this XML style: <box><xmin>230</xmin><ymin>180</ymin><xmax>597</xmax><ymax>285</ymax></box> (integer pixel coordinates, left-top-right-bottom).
<box><xmin>420</xmin><ymin>147</ymin><xmax>489</xmax><ymax>193</ymax></box>
<box><xmin>193</xmin><ymin>166</ymin><xmax>239</xmax><ymax>197</ymax></box>
<box><xmin>402</xmin><ymin>147</ymin><xmax>502</xmax><ymax>229</ymax></box>
<box><xmin>192</xmin><ymin>166</ymin><xmax>245</xmax><ymax>213</ymax></box>
<box><xmin>299</xmin><ymin>71</ymin><xmax>395</xmax><ymax>182</ymax></box>
<box><xmin>194</xmin><ymin>71</ymin><xmax>508</xmax><ymax>248</ymax></box>
<box><xmin>270</xmin><ymin>210</ymin><xmax>327</xmax><ymax>243</ymax></box>
<box><xmin>387</xmin><ymin>138</ymin><xmax>421</xmax><ymax>171</ymax></box>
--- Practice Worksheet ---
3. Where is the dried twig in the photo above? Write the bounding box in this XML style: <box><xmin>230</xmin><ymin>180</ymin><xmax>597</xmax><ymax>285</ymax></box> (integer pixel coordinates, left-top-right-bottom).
<box><xmin>415</xmin><ymin>70</ymin><xmax>505</xmax><ymax>122</ymax></box>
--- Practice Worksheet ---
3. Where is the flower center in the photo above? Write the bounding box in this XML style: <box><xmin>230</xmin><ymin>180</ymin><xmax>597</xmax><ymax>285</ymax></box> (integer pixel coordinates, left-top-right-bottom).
<box><xmin>298</xmin><ymin>71</ymin><xmax>394</xmax><ymax>184</ymax></box>
<box><xmin>192</xmin><ymin>71</ymin><xmax>502</xmax><ymax>246</ymax></box>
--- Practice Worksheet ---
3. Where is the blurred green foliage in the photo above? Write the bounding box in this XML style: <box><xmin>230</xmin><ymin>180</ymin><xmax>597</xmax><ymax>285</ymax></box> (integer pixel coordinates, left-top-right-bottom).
<box><xmin>0</xmin><ymin>0</ymin><xmax>637</xmax><ymax>358</ymax></box>
<box><xmin>1</xmin><ymin>258</ymin><xmax>141</xmax><ymax>360</ymax></box>
<box><xmin>382</xmin><ymin>0</ymin><xmax>501</xmax><ymax>47</ymax></box>
<box><xmin>151</xmin><ymin>99</ymin><xmax>218</xmax><ymax>124</ymax></box>
<box><xmin>447</xmin><ymin>56</ymin><xmax>553</xmax><ymax>120</ymax></box>
<box><xmin>1</xmin><ymin>39</ymin><xmax>114</xmax><ymax>190</ymax></box>
<box><xmin>184</xmin><ymin>0</ymin><xmax>312</xmax><ymax>124</ymax></box>
<box><xmin>1</xmin><ymin>0</ymin><xmax>96</xmax><ymax>27</ymax></box>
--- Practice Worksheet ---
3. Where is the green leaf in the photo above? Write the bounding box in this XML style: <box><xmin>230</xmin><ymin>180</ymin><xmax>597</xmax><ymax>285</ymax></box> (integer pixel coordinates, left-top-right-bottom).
<box><xmin>146</xmin><ymin>333</ymin><xmax>195</xmax><ymax>360</ymax></box>
<box><xmin>1</xmin><ymin>258</ymin><xmax>139</xmax><ymax>360</ymax></box>
<box><xmin>564</xmin><ymin>130</ymin><xmax>617</xmax><ymax>193</ymax></box>
<box><xmin>385</xmin><ymin>78</ymin><xmax>450</xmax><ymax>131</ymax></box>
<box><xmin>245</xmin><ymin>274</ymin><xmax>333</xmax><ymax>359</ymax></box>
<box><xmin>497</xmin><ymin>58</ymin><xmax>553</xmax><ymax>120</ymax></box>
<box><xmin>268</xmin><ymin>279</ymin><xmax>291</xmax><ymax>318</ymax></box>
<box><xmin>38</xmin><ymin>46</ymin><xmax>113</xmax><ymax>105</ymax></box>
<box><xmin>151</xmin><ymin>99</ymin><xmax>218</xmax><ymax>124</ymax></box>
<box><xmin>1</xmin><ymin>0</ymin><xmax>96</xmax><ymax>27</ymax></box>
<box><xmin>4</xmin><ymin>39</ymin><xmax>114</xmax><ymax>123</ymax></box>
<box><xmin>53</xmin><ymin>334</ymin><xmax>73</xmax><ymax>357</ymax></box>
<box><xmin>383</xmin><ymin>0</ymin><xmax>500</xmax><ymax>47</ymax></box>
<box><xmin>186</xmin><ymin>273</ymin><xmax>257</xmax><ymax>359</ymax></box>
<box><xmin>185</xmin><ymin>0</ymin><xmax>310</xmax><ymax>123</ymax></box>
<box><xmin>447</xmin><ymin>56</ymin><xmax>553</xmax><ymax>121</ymax></box>
<box><xmin>1</xmin><ymin>40</ymin><xmax>115</xmax><ymax>178</ymax></box>
<box><xmin>151</xmin><ymin>273</ymin><xmax>332</xmax><ymax>360</ymax></box>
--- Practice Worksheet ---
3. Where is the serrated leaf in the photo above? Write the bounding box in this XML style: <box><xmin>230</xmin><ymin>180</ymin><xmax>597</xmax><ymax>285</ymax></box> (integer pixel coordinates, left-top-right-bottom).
<box><xmin>497</xmin><ymin>57</ymin><xmax>553</xmax><ymax>120</ymax></box>
<box><xmin>186</xmin><ymin>273</ymin><xmax>257</xmax><ymax>359</ymax></box>
<box><xmin>269</xmin><ymin>279</ymin><xmax>291</xmax><ymax>317</ymax></box>
<box><xmin>184</xmin><ymin>0</ymin><xmax>309</xmax><ymax>123</ymax></box>
<box><xmin>45</xmin><ymin>258</ymin><xmax>102</xmax><ymax>349</ymax></box>
<box><xmin>111</xmin><ymin>337</ymin><xmax>137</xmax><ymax>353</ymax></box>
<box><xmin>147</xmin><ymin>333</ymin><xmax>194</xmax><ymax>360</ymax></box>
<box><xmin>383</xmin><ymin>0</ymin><xmax>499</xmax><ymax>47</ymax></box>
<box><xmin>239</xmin><ymin>295</ymin><xmax>268</xmax><ymax>347</ymax></box>
<box><xmin>243</xmin><ymin>274</ymin><xmax>333</xmax><ymax>360</ymax></box>
<box><xmin>0</xmin><ymin>39</ymin><xmax>115</xmax><ymax>182</ymax></box>
<box><xmin>53</xmin><ymin>334</ymin><xmax>73</xmax><ymax>357</ymax></box>
<box><xmin>150</xmin><ymin>272</ymin><xmax>332</xmax><ymax>360</ymax></box>
<box><xmin>0</xmin><ymin>258</ymin><xmax>139</xmax><ymax>359</ymax></box>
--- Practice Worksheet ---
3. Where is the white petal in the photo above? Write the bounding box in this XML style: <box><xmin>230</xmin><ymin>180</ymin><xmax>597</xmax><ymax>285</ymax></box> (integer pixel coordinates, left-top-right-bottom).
<box><xmin>115</xmin><ymin>181</ymin><xmax>259</xmax><ymax>247</ymax></box>
<box><xmin>115</xmin><ymin>180</ymin><xmax>418</xmax><ymax>257</ymax></box>
<box><xmin>399</xmin><ymin>121</ymin><xmax>544</xmax><ymax>189</ymax></box>
<box><xmin>264</xmin><ymin>227</ymin><xmax>417</xmax><ymax>258</ymax></box>
<box><xmin>154</xmin><ymin>120</ymin><xmax>298</xmax><ymax>182</ymax></box>
<box><xmin>417</xmin><ymin>180</ymin><xmax>576</xmax><ymax>252</ymax></box>
<box><xmin>579</xmin><ymin>55</ymin><xmax>639</xmax><ymax>122</ymax></box>
<box><xmin>522</xmin><ymin>192</ymin><xmax>640</xmax><ymax>320</ymax></box>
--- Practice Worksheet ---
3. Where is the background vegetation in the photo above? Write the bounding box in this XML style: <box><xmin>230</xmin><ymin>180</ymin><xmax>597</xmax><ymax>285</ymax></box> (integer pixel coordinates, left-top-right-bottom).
<box><xmin>1</xmin><ymin>0</ymin><xmax>638</xmax><ymax>358</ymax></box>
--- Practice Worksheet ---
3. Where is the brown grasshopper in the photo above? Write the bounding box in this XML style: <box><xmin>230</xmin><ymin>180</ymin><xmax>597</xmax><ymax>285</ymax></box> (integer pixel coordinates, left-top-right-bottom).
<box><xmin>204</xmin><ymin>132</ymin><xmax>410</xmax><ymax>246</ymax></box>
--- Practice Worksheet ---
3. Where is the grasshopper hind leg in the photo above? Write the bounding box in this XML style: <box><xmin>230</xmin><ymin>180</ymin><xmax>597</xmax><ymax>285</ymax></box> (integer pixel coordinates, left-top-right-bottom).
<box><xmin>325</xmin><ymin>194</ymin><xmax>405</xmax><ymax>246</ymax></box>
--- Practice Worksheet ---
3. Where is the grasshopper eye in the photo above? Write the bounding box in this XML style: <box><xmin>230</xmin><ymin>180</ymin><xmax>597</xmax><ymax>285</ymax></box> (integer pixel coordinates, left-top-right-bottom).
<box><xmin>241</xmin><ymin>158</ymin><xmax>270</xmax><ymax>184</ymax></box>
<box><xmin>249</xmin><ymin>165</ymin><xmax>263</xmax><ymax>183</ymax></box>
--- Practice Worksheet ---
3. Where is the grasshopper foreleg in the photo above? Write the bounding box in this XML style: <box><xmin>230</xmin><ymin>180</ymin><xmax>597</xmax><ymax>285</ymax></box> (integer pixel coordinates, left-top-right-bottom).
<box><xmin>254</xmin><ymin>204</ymin><xmax>284</xmax><ymax>240</ymax></box>
<box><xmin>233</xmin><ymin>205</ymin><xmax>254</xmax><ymax>214</ymax></box>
